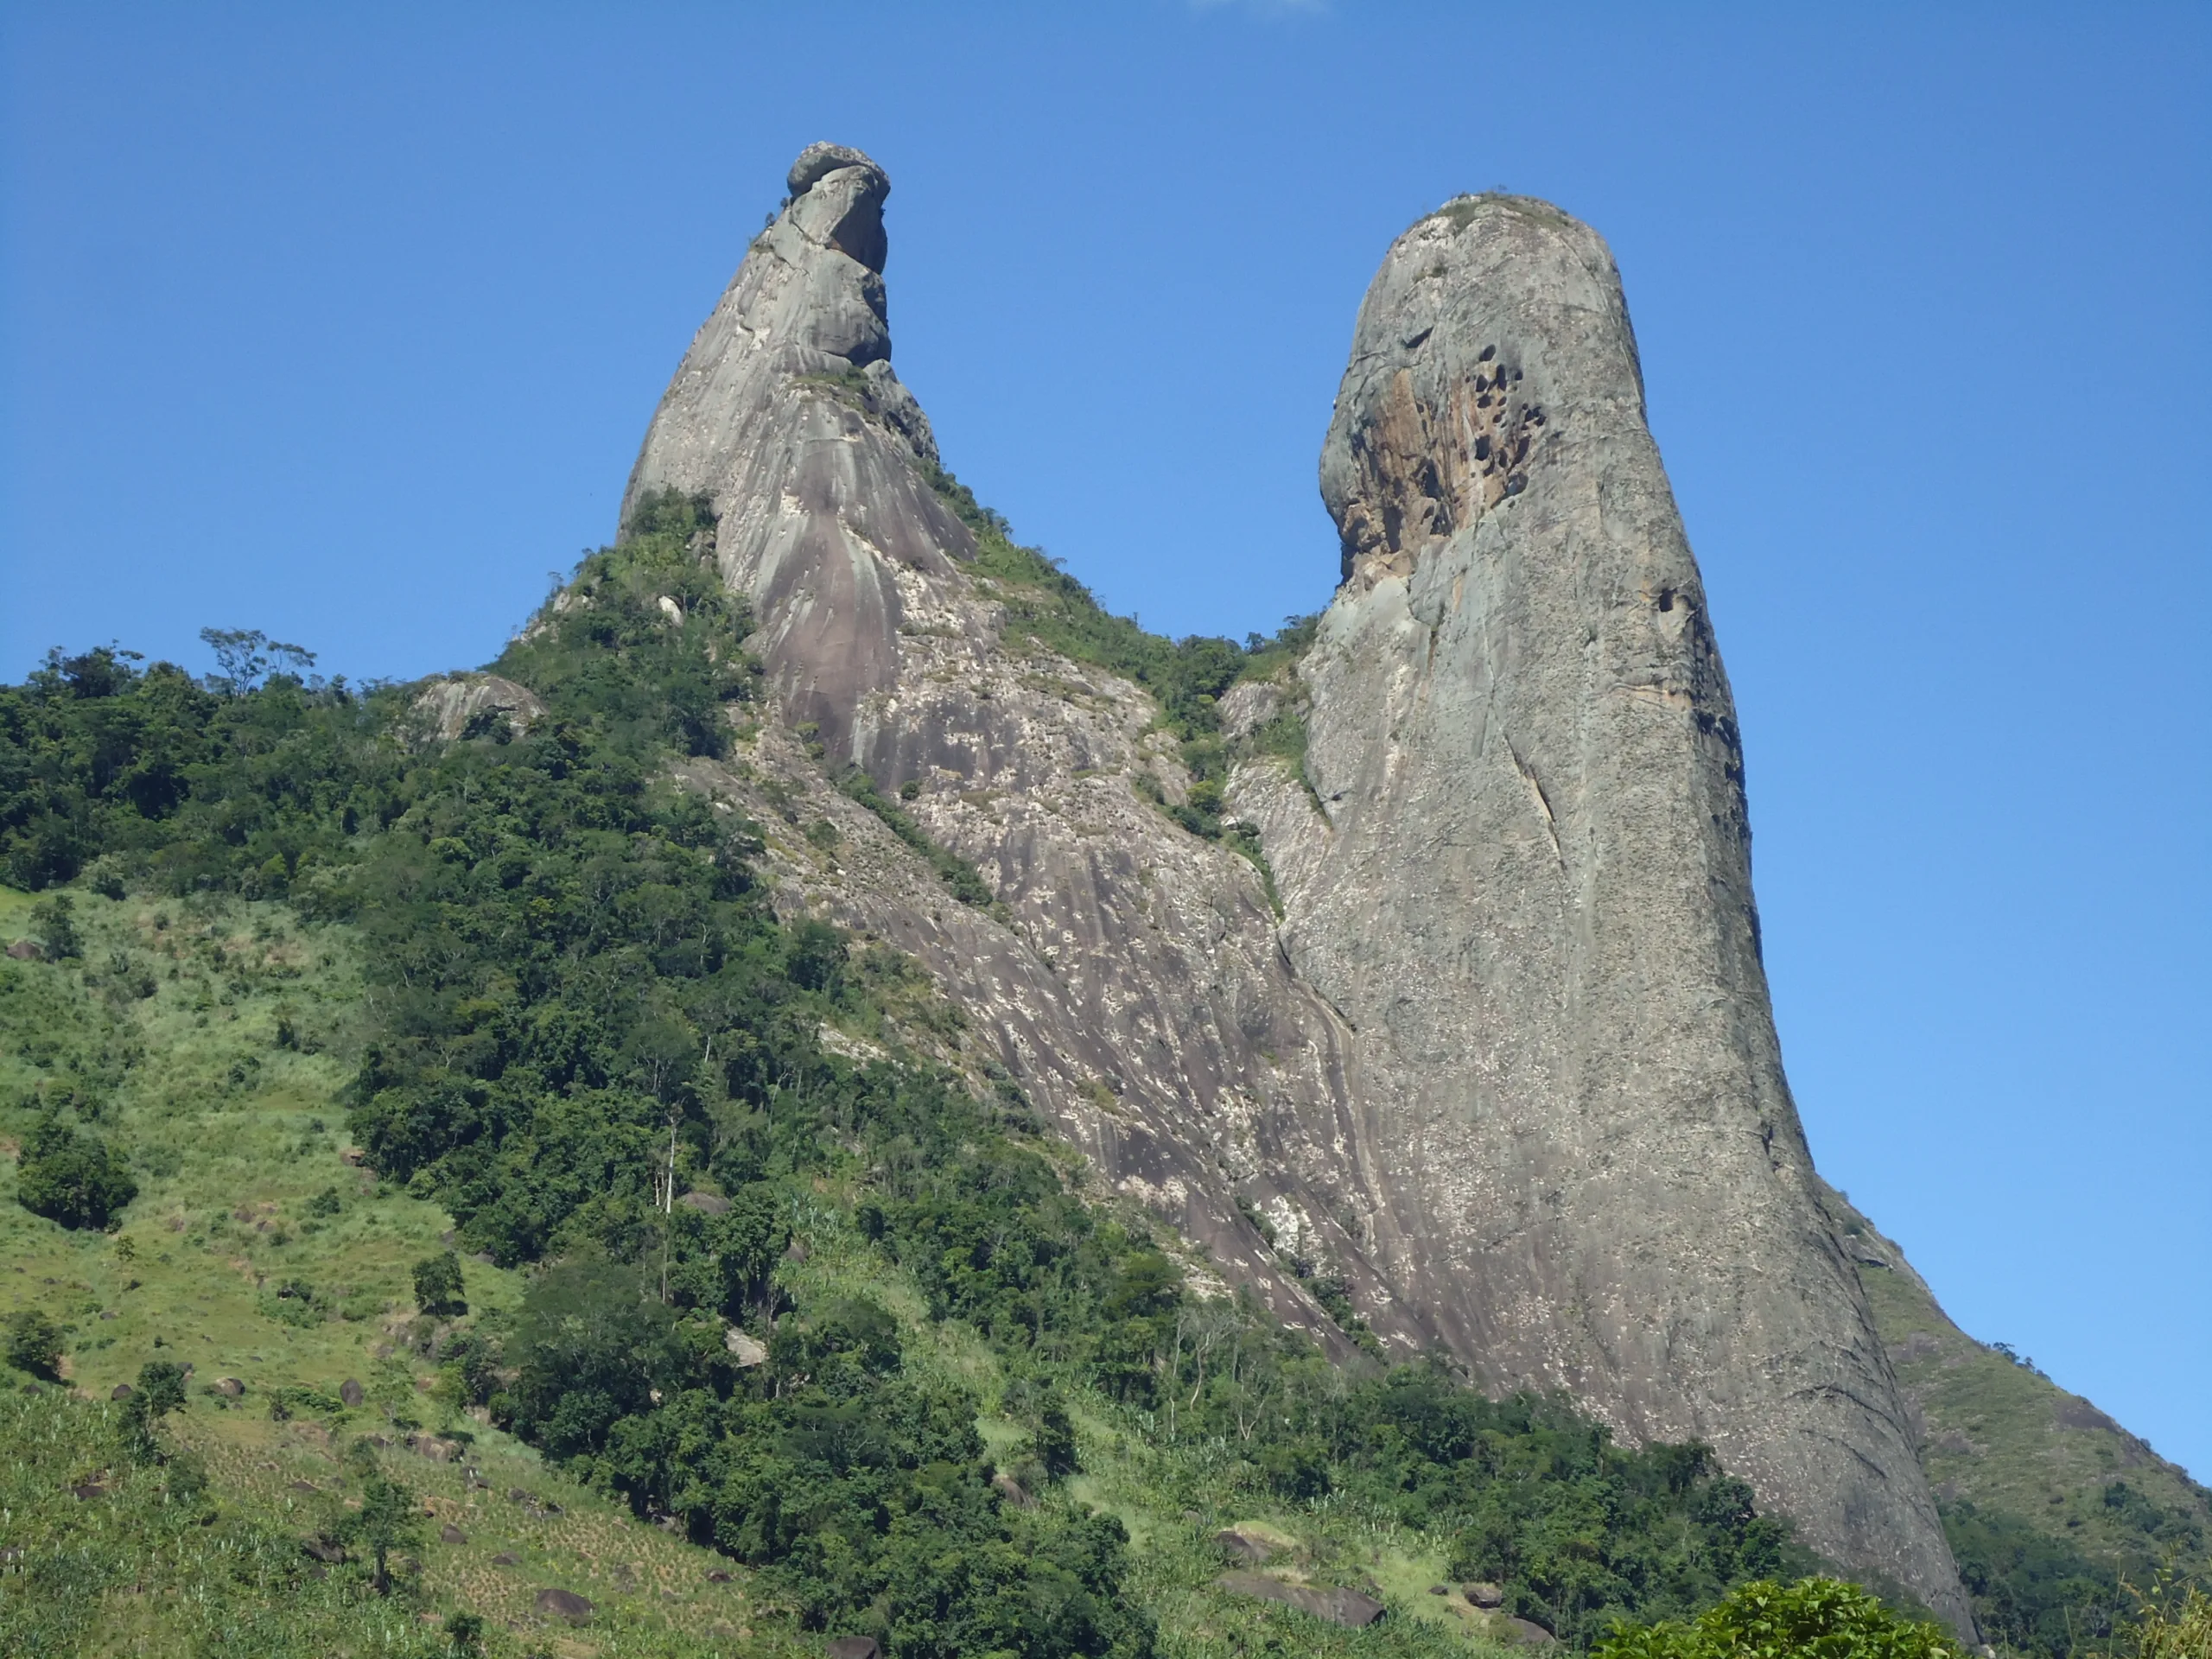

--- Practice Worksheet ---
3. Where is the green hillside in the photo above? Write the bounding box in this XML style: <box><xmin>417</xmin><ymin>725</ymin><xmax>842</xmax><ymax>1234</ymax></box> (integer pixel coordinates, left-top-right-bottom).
<box><xmin>0</xmin><ymin>494</ymin><xmax>2184</xmax><ymax>1658</ymax></box>
<box><xmin>1823</xmin><ymin>1185</ymin><xmax>2210</xmax><ymax>1655</ymax></box>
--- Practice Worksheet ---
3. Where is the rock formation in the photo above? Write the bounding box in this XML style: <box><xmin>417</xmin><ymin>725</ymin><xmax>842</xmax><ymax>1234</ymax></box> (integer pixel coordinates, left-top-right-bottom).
<box><xmin>1240</xmin><ymin>194</ymin><xmax>1968</xmax><ymax>1618</ymax></box>
<box><xmin>620</xmin><ymin>146</ymin><xmax>1973</xmax><ymax>1627</ymax></box>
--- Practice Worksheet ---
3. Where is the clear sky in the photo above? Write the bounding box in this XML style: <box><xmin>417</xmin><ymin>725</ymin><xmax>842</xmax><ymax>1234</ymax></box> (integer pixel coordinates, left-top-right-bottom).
<box><xmin>3</xmin><ymin>3</ymin><xmax>2206</xmax><ymax>1479</ymax></box>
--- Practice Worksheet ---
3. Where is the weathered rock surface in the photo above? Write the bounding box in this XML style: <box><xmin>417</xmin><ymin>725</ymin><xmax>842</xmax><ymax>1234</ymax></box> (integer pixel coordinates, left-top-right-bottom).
<box><xmin>620</xmin><ymin>149</ymin><xmax>1971</xmax><ymax>1624</ymax></box>
<box><xmin>1217</xmin><ymin>1573</ymin><xmax>1386</xmax><ymax>1629</ymax></box>
<box><xmin>1233</xmin><ymin>192</ymin><xmax>1967</xmax><ymax>1621</ymax></box>
<box><xmin>621</xmin><ymin>143</ymin><xmax>971</xmax><ymax>761</ymax></box>
<box><xmin>415</xmin><ymin>673</ymin><xmax>546</xmax><ymax>742</ymax></box>
<box><xmin>632</xmin><ymin>144</ymin><xmax>1378</xmax><ymax>1351</ymax></box>
<box><xmin>534</xmin><ymin>1586</ymin><xmax>594</xmax><ymax>1624</ymax></box>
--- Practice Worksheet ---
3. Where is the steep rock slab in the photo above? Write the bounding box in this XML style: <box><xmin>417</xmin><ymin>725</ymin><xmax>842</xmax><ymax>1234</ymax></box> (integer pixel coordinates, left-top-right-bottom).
<box><xmin>626</xmin><ymin>147</ymin><xmax>1395</xmax><ymax>1353</ymax></box>
<box><xmin>622</xmin><ymin>143</ymin><xmax>973</xmax><ymax>760</ymax></box>
<box><xmin>1232</xmin><ymin>194</ymin><xmax>1968</xmax><ymax>1622</ymax></box>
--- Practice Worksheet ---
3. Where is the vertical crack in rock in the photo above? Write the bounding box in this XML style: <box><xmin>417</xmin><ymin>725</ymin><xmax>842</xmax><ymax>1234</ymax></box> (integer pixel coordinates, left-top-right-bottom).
<box><xmin>623</xmin><ymin>156</ymin><xmax>1974</xmax><ymax>1633</ymax></box>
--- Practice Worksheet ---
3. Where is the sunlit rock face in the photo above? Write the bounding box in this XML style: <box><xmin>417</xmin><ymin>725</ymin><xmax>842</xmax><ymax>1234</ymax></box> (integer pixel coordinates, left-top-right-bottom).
<box><xmin>623</xmin><ymin>150</ymin><xmax>1973</xmax><ymax>1630</ymax></box>
<box><xmin>622</xmin><ymin>143</ymin><xmax>970</xmax><ymax>761</ymax></box>
<box><xmin>1238</xmin><ymin>193</ymin><xmax>1969</xmax><ymax>1622</ymax></box>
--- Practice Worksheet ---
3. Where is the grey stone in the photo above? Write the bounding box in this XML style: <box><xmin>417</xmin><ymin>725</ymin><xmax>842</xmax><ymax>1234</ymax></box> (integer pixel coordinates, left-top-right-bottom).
<box><xmin>1217</xmin><ymin>1573</ymin><xmax>1384</xmax><ymax>1629</ymax></box>
<box><xmin>620</xmin><ymin>151</ymin><xmax>1973</xmax><ymax>1632</ymax></box>
<box><xmin>677</xmin><ymin>1189</ymin><xmax>730</xmax><ymax>1215</ymax></box>
<box><xmin>991</xmin><ymin>1473</ymin><xmax>1036</xmax><ymax>1510</ymax></box>
<box><xmin>414</xmin><ymin>673</ymin><xmax>546</xmax><ymax>742</ymax></box>
<box><xmin>337</xmin><ymin>1377</ymin><xmax>363</xmax><ymax>1408</ymax></box>
<box><xmin>1240</xmin><ymin>190</ymin><xmax>1967</xmax><ymax>1628</ymax></box>
<box><xmin>622</xmin><ymin>143</ymin><xmax>969</xmax><ymax>762</ymax></box>
<box><xmin>1464</xmin><ymin>1582</ymin><xmax>1504</xmax><ymax>1609</ymax></box>
<box><xmin>1213</xmin><ymin>1527</ymin><xmax>1279</xmax><ymax>1563</ymax></box>
<box><xmin>826</xmin><ymin>1638</ymin><xmax>880</xmax><ymax>1659</ymax></box>
<box><xmin>110</xmin><ymin>1382</ymin><xmax>133</xmax><ymax>1401</ymax></box>
<box><xmin>535</xmin><ymin>1586</ymin><xmax>594</xmax><ymax>1624</ymax></box>
<box><xmin>1501</xmin><ymin>1617</ymin><xmax>1559</xmax><ymax>1647</ymax></box>
<box><xmin>440</xmin><ymin>1523</ymin><xmax>466</xmax><ymax>1545</ymax></box>
<box><xmin>213</xmin><ymin>1376</ymin><xmax>244</xmax><ymax>1397</ymax></box>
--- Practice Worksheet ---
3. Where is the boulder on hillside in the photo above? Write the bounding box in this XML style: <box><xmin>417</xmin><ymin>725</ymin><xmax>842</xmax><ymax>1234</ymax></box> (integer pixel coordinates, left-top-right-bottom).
<box><xmin>535</xmin><ymin>1586</ymin><xmax>594</xmax><ymax>1624</ymax></box>
<box><xmin>338</xmin><ymin>1377</ymin><xmax>364</xmax><ymax>1408</ymax></box>
<box><xmin>213</xmin><ymin>1376</ymin><xmax>244</xmax><ymax>1397</ymax></box>
<box><xmin>1217</xmin><ymin>1573</ymin><xmax>1384</xmax><ymax>1629</ymax></box>
<box><xmin>677</xmin><ymin>1190</ymin><xmax>730</xmax><ymax>1215</ymax></box>
<box><xmin>416</xmin><ymin>674</ymin><xmax>548</xmax><ymax>743</ymax></box>
<box><xmin>1464</xmin><ymin>1581</ymin><xmax>1505</xmax><ymax>1608</ymax></box>
<box><xmin>826</xmin><ymin>1638</ymin><xmax>879</xmax><ymax>1659</ymax></box>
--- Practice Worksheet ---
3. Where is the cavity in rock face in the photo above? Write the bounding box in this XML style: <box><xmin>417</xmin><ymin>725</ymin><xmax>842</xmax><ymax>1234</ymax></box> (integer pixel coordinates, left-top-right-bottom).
<box><xmin>1253</xmin><ymin>192</ymin><xmax>1972</xmax><ymax>1627</ymax></box>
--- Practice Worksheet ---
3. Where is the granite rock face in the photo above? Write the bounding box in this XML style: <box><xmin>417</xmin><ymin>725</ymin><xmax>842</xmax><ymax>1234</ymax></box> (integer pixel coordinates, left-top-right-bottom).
<box><xmin>1235</xmin><ymin>194</ymin><xmax>1967</xmax><ymax>1620</ymax></box>
<box><xmin>622</xmin><ymin>142</ymin><xmax>971</xmax><ymax>761</ymax></box>
<box><xmin>628</xmin><ymin>148</ymin><xmax>1381</xmax><ymax>1351</ymax></box>
<box><xmin>620</xmin><ymin>151</ymin><xmax>1971</xmax><ymax>1626</ymax></box>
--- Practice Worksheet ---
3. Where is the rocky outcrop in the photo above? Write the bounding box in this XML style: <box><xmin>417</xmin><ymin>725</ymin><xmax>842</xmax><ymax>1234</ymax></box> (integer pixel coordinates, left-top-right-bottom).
<box><xmin>630</xmin><ymin>146</ymin><xmax>1394</xmax><ymax>1354</ymax></box>
<box><xmin>622</xmin><ymin>143</ymin><xmax>973</xmax><ymax>762</ymax></box>
<box><xmin>415</xmin><ymin>673</ymin><xmax>546</xmax><ymax>741</ymax></box>
<box><xmin>621</xmin><ymin>149</ymin><xmax>1972</xmax><ymax>1626</ymax></box>
<box><xmin>1233</xmin><ymin>193</ymin><xmax>1967</xmax><ymax>1621</ymax></box>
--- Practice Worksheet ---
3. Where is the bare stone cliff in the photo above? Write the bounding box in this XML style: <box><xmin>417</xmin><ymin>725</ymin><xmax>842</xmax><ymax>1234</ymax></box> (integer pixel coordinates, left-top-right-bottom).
<box><xmin>621</xmin><ymin>147</ymin><xmax>1972</xmax><ymax>1626</ymax></box>
<box><xmin>1236</xmin><ymin>194</ymin><xmax>1968</xmax><ymax>1619</ymax></box>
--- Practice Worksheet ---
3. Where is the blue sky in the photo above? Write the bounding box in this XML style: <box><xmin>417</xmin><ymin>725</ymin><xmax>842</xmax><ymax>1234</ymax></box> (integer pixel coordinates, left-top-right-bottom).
<box><xmin>3</xmin><ymin>3</ymin><xmax>2206</xmax><ymax>1480</ymax></box>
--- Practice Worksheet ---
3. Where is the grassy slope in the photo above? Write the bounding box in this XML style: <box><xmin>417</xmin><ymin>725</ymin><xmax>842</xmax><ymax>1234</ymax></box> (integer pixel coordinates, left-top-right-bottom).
<box><xmin>782</xmin><ymin>1226</ymin><xmax>1529</xmax><ymax>1659</ymax></box>
<box><xmin>0</xmin><ymin>885</ymin><xmax>805</xmax><ymax>1655</ymax></box>
<box><xmin>0</xmin><ymin>884</ymin><xmax>1518</xmax><ymax>1657</ymax></box>
<box><xmin>1824</xmin><ymin>1182</ymin><xmax>2209</xmax><ymax>1590</ymax></box>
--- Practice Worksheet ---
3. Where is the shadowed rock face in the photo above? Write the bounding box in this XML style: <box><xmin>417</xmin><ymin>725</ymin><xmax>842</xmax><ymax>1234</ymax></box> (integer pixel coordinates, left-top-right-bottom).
<box><xmin>620</xmin><ymin>150</ymin><xmax>1972</xmax><ymax>1629</ymax></box>
<box><xmin>1239</xmin><ymin>194</ymin><xmax>1968</xmax><ymax>1620</ymax></box>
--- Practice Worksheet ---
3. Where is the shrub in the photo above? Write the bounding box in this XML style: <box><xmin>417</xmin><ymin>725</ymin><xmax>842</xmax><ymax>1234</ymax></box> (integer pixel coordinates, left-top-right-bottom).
<box><xmin>29</xmin><ymin>893</ymin><xmax>80</xmax><ymax>959</ymax></box>
<box><xmin>3</xmin><ymin>1310</ymin><xmax>64</xmax><ymax>1379</ymax></box>
<box><xmin>15</xmin><ymin>1116</ymin><xmax>137</xmax><ymax>1230</ymax></box>
<box><xmin>1034</xmin><ymin>1393</ymin><xmax>1078</xmax><ymax>1480</ymax></box>
<box><xmin>2124</xmin><ymin>1573</ymin><xmax>2212</xmax><ymax>1659</ymax></box>
<box><xmin>411</xmin><ymin>1250</ymin><xmax>466</xmax><ymax>1317</ymax></box>
<box><xmin>1592</xmin><ymin>1577</ymin><xmax>1964</xmax><ymax>1659</ymax></box>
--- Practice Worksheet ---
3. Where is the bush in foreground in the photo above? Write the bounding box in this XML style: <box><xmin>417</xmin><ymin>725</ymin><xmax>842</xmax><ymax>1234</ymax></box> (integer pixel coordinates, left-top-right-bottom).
<box><xmin>1592</xmin><ymin>1578</ymin><xmax>1963</xmax><ymax>1659</ymax></box>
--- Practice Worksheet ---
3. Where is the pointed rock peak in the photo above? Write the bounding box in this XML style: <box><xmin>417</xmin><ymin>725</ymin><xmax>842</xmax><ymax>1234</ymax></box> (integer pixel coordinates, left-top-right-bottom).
<box><xmin>782</xmin><ymin>142</ymin><xmax>890</xmax><ymax>273</ymax></box>
<box><xmin>621</xmin><ymin>141</ymin><xmax>970</xmax><ymax>761</ymax></box>
<box><xmin>1292</xmin><ymin>191</ymin><xmax>1974</xmax><ymax>1630</ymax></box>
